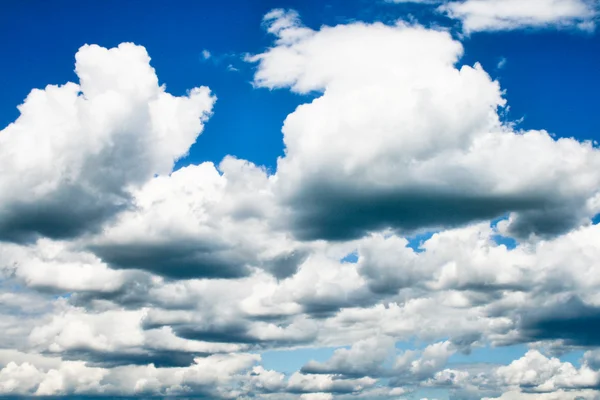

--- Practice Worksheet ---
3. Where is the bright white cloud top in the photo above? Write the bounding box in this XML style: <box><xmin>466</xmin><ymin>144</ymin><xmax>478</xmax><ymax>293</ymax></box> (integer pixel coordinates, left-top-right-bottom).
<box><xmin>441</xmin><ymin>0</ymin><xmax>598</xmax><ymax>32</ymax></box>
<box><xmin>1</xmin><ymin>5</ymin><xmax>600</xmax><ymax>400</ymax></box>
<box><xmin>389</xmin><ymin>0</ymin><xmax>598</xmax><ymax>32</ymax></box>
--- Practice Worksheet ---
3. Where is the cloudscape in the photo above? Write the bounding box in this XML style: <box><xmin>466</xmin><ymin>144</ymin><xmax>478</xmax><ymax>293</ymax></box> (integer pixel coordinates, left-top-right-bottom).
<box><xmin>1</xmin><ymin>0</ymin><xmax>600</xmax><ymax>399</ymax></box>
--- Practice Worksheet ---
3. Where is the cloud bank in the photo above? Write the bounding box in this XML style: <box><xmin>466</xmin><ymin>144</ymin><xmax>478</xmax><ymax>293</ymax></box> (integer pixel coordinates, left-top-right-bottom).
<box><xmin>1</xmin><ymin>8</ymin><xmax>600</xmax><ymax>400</ymax></box>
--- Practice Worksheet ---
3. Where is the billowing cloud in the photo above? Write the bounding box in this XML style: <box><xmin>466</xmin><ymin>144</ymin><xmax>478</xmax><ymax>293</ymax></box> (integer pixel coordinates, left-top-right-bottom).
<box><xmin>387</xmin><ymin>0</ymin><xmax>598</xmax><ymax>32</ymax></box>
<box><xmin>250</xmin><ymin>10</ymin><xmax>600</xmax><ymax>241</ymax></box>
<box><xmin>1</xmin><ymin>7</ymin><xmax>600</xmax><ymax>400</ymax></box>
<box><xmin>0</xmin><ymin>43</ymin><xmax>214</xmax><ymax>243</ymax></box>
<box><xmin>301</xmin><ymin>336</ymin><xmax>395</xmax><ymax>376</ymax></box>
<box><xmin>496</xmin><ymin>350</ymin><xmax>600</xmax><ymax>392</ymax></box>
<box><xmin>87</xmin><ymin>157</ymin><xmax>304</xmax><ymax>280</ymax></box>
<box><xmin>0</xmin><ymin>352</ymin><xmax>259</xmax><ymax>398</ymax></box>
<box><xmin>441</xmin><ymin>0</ymin><xmax>598</xmax><ymax>33</ymax></box>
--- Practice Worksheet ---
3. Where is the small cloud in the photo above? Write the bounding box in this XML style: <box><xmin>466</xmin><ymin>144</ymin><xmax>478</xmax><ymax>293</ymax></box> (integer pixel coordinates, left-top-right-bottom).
<box><xmin>497</xmin><ymin>57</ymin><xmax>507</xmax><ymax>69</ymax></box>
<box><xmin>201</xmin><ymin>49</ymin><xmax>212</xmax><ymax>60</ymax></box>
<box><xmin>577</xmin><ymin>20</ymin><xmax>596</xmax><ymax>32</ymax></box>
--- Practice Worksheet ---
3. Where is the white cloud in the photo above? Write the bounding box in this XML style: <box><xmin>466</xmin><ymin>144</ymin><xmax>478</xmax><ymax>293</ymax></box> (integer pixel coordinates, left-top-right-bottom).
<box><xmin>0</xmin><ymin>43</ymin><xmax>214</xmax><ymax>242</ymax></box>
<box><xmin>2</xmin><ymin>10</ymin><xmax>600</xmax><ymax>400</ymax></box>
<box><xmin>497</xmin><ymin>350</ymin><xmax>600</xmax><ymax>392</ymax></box>
<box><xmin>300</xmin><ymin>393</ymin><xmax>334</xmax><ymax>400</ymax></box>
<box><xmin>287</xmin><ymin>372</ymin><xmax>376</xmax><ymax>394</ymax></box>
<box><xmin>250</xmin><ymin>12</ymin><xmax>600</xmax><ymax>242</ymax></box>
<box><xmin>440</xmin><ymin>0</ymin><xmax>598</xmax><ymax>33</ymax></box>
<box><xmin>87</xmin><ymin>157</ymin><xmax>305</xmax><ymax>279</ymax></box>
<box><xmin>0</xmin><ymin>353</ymin><xmax>259</xmax><ymax>397</ymax></box>
<box><xmin>302</xmin><ymin>336</ymin><xmax>395</xmax><ymax>376</ymax></box>
<box><xmin>0</xmin><ymin>239</ymin><xmax>134</xmax><ymax>293</ymax></box>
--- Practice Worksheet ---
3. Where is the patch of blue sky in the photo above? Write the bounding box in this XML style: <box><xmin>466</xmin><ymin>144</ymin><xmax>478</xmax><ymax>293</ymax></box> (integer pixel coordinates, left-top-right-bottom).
<box><xmin>489</xmin><ymin>215</ymin><xmax>518</xmax><ymax>249</ymax></box>
<box><xmin>341</xmin><ymin>251</ymin><xmax>359</xmax><ymax>263</ymax></box>
<box><xmin>405</xmin><ymin>231</ymin><xmax>438</xmax><ymax>253</ymax></box>
<box><xmin>492</xmin><ymin>234</ymin><xmax>518</xmax><ymax>250</ymax></box>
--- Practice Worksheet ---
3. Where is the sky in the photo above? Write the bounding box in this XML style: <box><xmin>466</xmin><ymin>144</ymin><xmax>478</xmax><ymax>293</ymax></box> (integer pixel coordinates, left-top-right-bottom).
<box><xmin>0</xmin><ymin>0</ymin><xmax>600</xmax><ymax>399</ymax></box>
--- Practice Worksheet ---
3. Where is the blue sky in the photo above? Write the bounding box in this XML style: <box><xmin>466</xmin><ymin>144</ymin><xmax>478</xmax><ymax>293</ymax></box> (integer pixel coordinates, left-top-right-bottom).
<box><xmin>1</xmin><ymin>1</ymin><xmax>600</xmax><ymax>399</ymax></box>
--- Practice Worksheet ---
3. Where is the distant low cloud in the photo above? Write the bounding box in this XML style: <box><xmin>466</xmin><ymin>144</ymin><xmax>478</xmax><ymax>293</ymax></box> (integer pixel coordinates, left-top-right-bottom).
<box><xmin>441</xmin><ymin>0</ymin><xmax>597</xmax><ymax>33</ymax></box>
<box><xmin>250</xmin><ymin>11</ymin><xmax>600</xmax><ymax>241</ymax></box>
<box><xmin>388</xmin><ymin>0</ymin><xmax>598</xmax><ymax>32</ymax></box>
<box><xmin>0</xmin><ymin>43</ymin><xmax>215</xmax><ymax>243</ymax></box>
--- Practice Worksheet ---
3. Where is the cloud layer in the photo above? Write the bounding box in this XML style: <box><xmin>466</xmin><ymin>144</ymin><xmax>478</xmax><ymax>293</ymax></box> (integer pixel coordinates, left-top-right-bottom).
<box><xmin>1</xmin><ymin>8</ymin><xmax>600</xmax><ymax>400</ymax></box>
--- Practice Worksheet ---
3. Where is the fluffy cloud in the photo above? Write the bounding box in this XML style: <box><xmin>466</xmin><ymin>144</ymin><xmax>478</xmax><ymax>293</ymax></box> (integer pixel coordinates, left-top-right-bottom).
<box><xmin>395</xmin><ymin>341</ymin><xmax>456</xmax><ymax>380</ymax></box>
<box><xmin>496</xmin><ymin>350</ymin><xmax>600</xmax><ymax>392</ymax></box>
<box><xmin>251</xmin><ymin>10</ymin><xmax>600</xmax><ymax>242</ymax></box>
<box><xmin>387</xmin><ymin>0</ymin><xmax>598</xmax><ymax>32</ymax></box>
<box><xmin>0</xmin><ymin>353</ymin><xmax>259</xmax><ymax>397</ymax></box>
<box><xmin>0</xmin><ymin>43</ymin><xmax>214</xmax><ymax>243</ymax></box>
<box><xmin>301</xmin><ymin>336</ymin><xmax>395</xmax><ymax>376</ymax></box>
<box><xmin>441</xmin><ymin>0</ymin><xmax>598</xmax><ymax>33</ymax></box>
<box><xmin>87</xmin><ymin>157</ymin><xmax>304</xmax><ymax>279</ymax></box>
<box><xmin>2</xmin><ymin>7</ymin><xmax>600</xmax><ymax>400</ymax></box>
<box><xmin>0</xmin><ymin>239</ymin><xmax>138</xmax><ymax>293</ymax></box>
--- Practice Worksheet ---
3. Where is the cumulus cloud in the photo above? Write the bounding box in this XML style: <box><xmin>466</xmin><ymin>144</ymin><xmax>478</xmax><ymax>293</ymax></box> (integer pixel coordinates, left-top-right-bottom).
<box><xmin>496</xmin><ymin>350</ymin><xmax>600</xmax><ymax>392</ymax></box>
<box><xmin>0</xmin><ymin>239</ymin><xmax>137</xmax><ymax>293</ymax></box>
<box><xmin>441</xmin><ymin>0</ymin><xmax>598</xmax><ymax>33</ymax></box>
<box><xmin>2</xmin><ymin>8</ymin><xmax>600</xmax><ymax>400</ymax></box>
<box><xmin>0</xmin><ymin>352</ymin><xmax>259</xmax><ymax>397</ymax></box>
<box><xmin>87</xmin><ymin>157</ymin><xmax>304</xmax><ymax>280</ymax></box>
<box><xmin>250</xmin><ymin>10</ymin><xmax>600</xmax><ymax>242</ymax></box>
<box><xmin>0</xmin><ymin>43</ymin><xmax>214</xmax><ymax>243</ymax></box>
<box><xmin>301</xmin><ymin>336</ymin><xmax>395</xmax><ymax>376</ymax></box>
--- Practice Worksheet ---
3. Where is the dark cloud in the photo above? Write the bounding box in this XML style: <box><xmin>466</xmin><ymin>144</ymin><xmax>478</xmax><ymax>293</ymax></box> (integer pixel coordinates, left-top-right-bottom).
<box><xmin>172</xmin><ymin>323</ymin><xmax>258</xmax><ymax>345</ymax></box>
<box><xmin>169</xmin><ymin>322</ymin><xmax>316</xmax><ymax>348</ymax></box>
<box><xmin>300</xmin><ymin>292</ymin><xmax>378</xmax><ymax>319</ymax></box>
<box><xmin>520</xmin><ymin>296</ymin><xmax>600</xmax><ymax>347</ymax></box>
<box><xmin>69</xmin><ymin>284</ymin><xmax>155</xmax><ymax>310</ymax></box>
<box><xmin>88</xmin><ymin>241</ymin><xmax>252</xmax><ymax>280</ymax></box>
<box><xmin>266</xmin><ymin>250</ymin><xmax>310</xmax><ymax>280</ymax></box>
<box><xmin>58</xmin><ymin>348</ymin><xmax>202</xmax><ymax>368</ymax></box>
<box><xmin>505</xmin><ymin>203</ymin><xmax>592</xmax><ymax>240</ymax></box>
<box><xmin>0</xmin><ymin>187</ymin><xmax>126</xmax><ymax>244</ymax></box>
<box><xmin>286</xmin><ymin>183</ymin><xmax>545</xmax><ymax>241</ymax></box>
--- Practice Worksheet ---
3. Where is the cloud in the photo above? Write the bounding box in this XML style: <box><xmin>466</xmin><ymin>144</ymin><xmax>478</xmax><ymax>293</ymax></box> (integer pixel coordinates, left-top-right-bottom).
<box><xmin>0</xmin><ymin>352</ymin><xmax>259</xmax><ymax>397</ymax></box>
<box><xmin>2</xmin><ymin>9</ymin><xmax>600</xmax><ymax>400</ymax></box>
<box><xmin>287</xmin><ymin>372</ymin><xmax>376</xmax><ymax>394</ymax></box>
<box><xmin>519</xmin><ymin>296</ymin><xmax>600</xmax><ymax>347</ymax></box>
<box><xmin>440</xmin><ymin>0</ymin><xmax>598</xmax><ymax>33</ymax></box>
<box><xmin>26</xmin><ymin>306</ymin><xmax>245</xmax><ymax>367</ymax></box>
<box><xmin>86</xmin><ymin>157</ymin><xmax>305</xmax><ymax>280</ymax></box>
<box><xmin>0</xmin><ymin>239</ymin><xmax>138</xmax><ymax>293</ymax></box>
<box><xmin>497</xmin><ymin>57</ymin><xmax>507</xmax><ymax>69</ymax></box>
<box><xmin>301</xmin><ymin>336</ymin><xmax>395</xmax><ymax>376</ymax></box>
<box><xmin>250</xmin><ymin>12</ymin><xmax>600</xmax><ymax>242</ymax></box>
<box><xmin>496</xmin><ymin>350</ymin><xmax>600</xmax><ymax>392</ymax></box>
<box><xmin>0</xmin><ymin>43</ymin><xmax>214</xmax><ymax>244</ymax></box>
